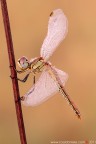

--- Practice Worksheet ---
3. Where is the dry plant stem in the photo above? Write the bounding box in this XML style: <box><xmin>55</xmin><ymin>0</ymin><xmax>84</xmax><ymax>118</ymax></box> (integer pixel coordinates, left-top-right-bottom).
<box><xmin>0</xmin><ymin>0</ymin><xmax>27</xmax><ymax>144</ymax></box>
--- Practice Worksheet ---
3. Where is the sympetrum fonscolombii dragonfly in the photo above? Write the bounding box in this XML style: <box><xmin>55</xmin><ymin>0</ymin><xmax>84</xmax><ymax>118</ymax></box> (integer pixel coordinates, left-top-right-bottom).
<box><xmin>16</xmin><ymin>9</ymin><xmax>81</xmax><ymax>119</ymax></box>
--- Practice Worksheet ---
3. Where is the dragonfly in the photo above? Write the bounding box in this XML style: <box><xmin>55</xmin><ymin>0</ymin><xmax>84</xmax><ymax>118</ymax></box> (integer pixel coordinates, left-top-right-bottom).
<box><xmin>16</xmin><ymin>9</ymin><xmax>81</xmax><ymax>119</ymax></box>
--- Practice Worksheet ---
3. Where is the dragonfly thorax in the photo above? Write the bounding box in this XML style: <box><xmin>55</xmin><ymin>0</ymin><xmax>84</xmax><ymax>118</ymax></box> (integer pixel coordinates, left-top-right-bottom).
<box><xmin>31</xmin><ymin>58</ymin><xmax>45</xmax><ymax>73</ymax></box>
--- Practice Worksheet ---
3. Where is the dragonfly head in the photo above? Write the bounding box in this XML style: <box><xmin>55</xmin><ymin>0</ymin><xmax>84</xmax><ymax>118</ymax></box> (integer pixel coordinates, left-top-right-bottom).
<box><xmin>17</xmin><ymin>56</ymin><xmax>30</xmax><ymax>70</ymax></box>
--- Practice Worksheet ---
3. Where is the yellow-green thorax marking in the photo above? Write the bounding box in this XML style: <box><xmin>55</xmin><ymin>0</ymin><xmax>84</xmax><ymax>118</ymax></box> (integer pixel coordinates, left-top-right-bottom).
<box><xmin>31</xmin><ymin>59</ymin><xmax>45</xmax><ymax>73</ymax></box>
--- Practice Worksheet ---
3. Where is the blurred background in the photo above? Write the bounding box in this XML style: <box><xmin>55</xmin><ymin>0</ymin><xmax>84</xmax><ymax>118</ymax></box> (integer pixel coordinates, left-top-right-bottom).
<box><xmin>0</xmin><ymin>0</ymin><xmax>96</xmax><ymax>144</ymax></box>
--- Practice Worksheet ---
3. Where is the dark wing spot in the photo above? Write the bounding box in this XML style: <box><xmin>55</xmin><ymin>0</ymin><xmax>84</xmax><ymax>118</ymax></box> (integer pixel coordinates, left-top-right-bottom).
<box><xmin>50</xmin><ymin>11</ymin><xmax>53</xmax><ymax>17</ymax></box>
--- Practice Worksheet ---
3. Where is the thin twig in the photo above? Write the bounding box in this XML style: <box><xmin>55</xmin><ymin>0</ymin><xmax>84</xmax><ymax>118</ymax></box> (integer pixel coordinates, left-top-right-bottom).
<box><xmin>0</xmin><ymin>0</ymin><xmax>27</xmax><ymax>144</ymax></box>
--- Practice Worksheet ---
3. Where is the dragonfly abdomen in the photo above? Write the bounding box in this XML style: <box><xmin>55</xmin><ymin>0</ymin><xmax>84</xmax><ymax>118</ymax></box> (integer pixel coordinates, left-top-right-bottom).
<box><xmin>58</xmin><ymin>85</ymin><xmax>81</xmax><ymax>119</ymax></box>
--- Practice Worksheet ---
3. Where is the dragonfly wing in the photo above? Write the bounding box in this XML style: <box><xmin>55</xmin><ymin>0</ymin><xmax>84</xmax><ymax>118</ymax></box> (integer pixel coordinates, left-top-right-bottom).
<box><xmin>22</xmin><ymin>66</ymin><xmax>68</xmax><ymax>106</ymax></box>
<box><xmin>40</xmin><ymin>9</ymin><xmax>68</xmax><ymax>61</ymax></box>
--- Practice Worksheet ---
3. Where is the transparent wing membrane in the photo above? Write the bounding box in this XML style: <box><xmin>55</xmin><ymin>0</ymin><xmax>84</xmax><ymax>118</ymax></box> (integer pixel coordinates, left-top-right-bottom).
<box><xmin>40</xmin><ymin>9</ymin><xmax>68</xmax><ymax>61</ymax></box>
<box><xmin>22</xmin><ymin>66</ymin><xmax>68</xmax><ymax>106</ymax></box>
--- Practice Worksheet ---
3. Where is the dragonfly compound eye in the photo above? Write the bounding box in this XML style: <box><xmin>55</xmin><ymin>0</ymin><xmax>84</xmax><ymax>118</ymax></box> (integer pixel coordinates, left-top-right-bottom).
<box><xmin>17</xmin><ymin>56</ymin><xmax>29</xmax><ymax>69</ymax></box>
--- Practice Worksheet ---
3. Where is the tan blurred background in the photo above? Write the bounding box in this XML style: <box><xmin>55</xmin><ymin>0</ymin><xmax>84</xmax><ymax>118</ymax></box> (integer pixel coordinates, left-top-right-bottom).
<box><xmin>0</xmin><ymin>0</ymin><xmax>96</xmax><ymax>144</ymax></box>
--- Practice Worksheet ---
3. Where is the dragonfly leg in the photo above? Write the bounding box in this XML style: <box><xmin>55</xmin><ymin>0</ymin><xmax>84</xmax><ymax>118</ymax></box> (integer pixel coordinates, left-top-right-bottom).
<box><xmin>10</xmin><ymin>73</ymin><xmax>30</xmax><ymax>82</ymax></box>
<box><xmin>15</xmin><ymin>69</ymin><xmax>24</xmax><ymax>74</ymax></box>
<box><xmin>33</xmin><ymin>75</ymin><xmax>35</xmax><ymax>84</ymax></box>
<box><xmin>10</xmin><ymin>75</ymin><xmax>17</xmax><ymax>79</ymax></box>
<box><xmin>15</xmin><ymin>96</ymin><xmax>25</xmax><ymax>103</ymax></box>
<box><xmin>14</xmin><ymin>68</ymin><xmax>25</xmax><ymax>74</ymax></box>
<box><xmin>9</xmin><ymin>65</ymin><xmax>24</xmax><ymax>74</ymax></box>
<box><xmin>17</xmin><ymin>73</ymin><xmax>30</xmax><ymax>83</ymax></box>
<box><xmin>9</xmin><ymin>65</ymin><xmax>15</xmax><ymax>68</ymax></box>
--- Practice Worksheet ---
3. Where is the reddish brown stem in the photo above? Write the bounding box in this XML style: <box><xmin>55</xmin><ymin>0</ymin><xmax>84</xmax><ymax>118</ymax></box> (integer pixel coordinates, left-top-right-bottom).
<box><xmin>0</xmin><ymin>0</ymin><xmax>27</xmax><ymax>144</ymax></box>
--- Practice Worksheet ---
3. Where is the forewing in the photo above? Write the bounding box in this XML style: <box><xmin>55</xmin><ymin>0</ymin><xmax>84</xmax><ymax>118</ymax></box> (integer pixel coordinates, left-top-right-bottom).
<box><xmin>22</xmin><ymin>66</ymin><xmax>68</xmax><ymax>106</ymax></box>
<box><xmin>40</xmin><ymin>9</ymin><xmax>68</xmax><ymax>61</ymax></box>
